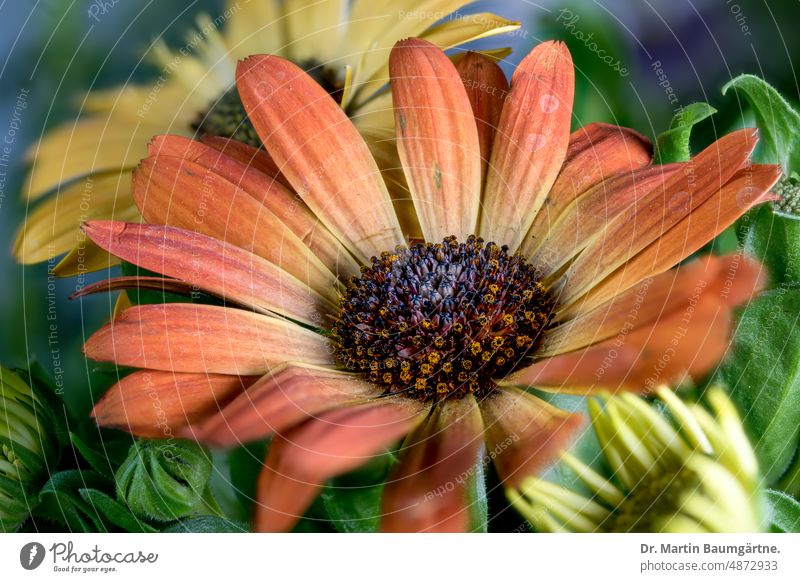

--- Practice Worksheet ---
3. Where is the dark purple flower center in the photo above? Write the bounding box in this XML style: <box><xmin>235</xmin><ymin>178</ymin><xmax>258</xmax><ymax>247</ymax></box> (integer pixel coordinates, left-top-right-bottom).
<box><xmin>332</xmin><ymin>236</ymin><xmax>555</xmax><ymax>402</ymax></box>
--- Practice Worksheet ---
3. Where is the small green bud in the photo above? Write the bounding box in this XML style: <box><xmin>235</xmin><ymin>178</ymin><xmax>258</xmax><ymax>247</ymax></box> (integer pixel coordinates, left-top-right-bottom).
<box><xmin>0</xmin><ymin>366</ymin><xmax>58</xmax><ymax>531</ymax></box>
<box><xmin>772</xmin><ymin>175</ymin><xmax>800</xmax><ymax>217</ymax></box>
<box><xmin>116</xmin><ymin>439</ymin><xmax>212</xmax><ymax>522</ymax></box>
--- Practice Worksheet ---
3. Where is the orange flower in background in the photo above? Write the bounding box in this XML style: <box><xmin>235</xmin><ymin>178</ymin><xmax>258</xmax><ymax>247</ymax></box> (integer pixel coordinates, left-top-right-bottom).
<box><xmin>77</xmin><ymin>38</ymin><xmax>778</xmax><ymax>532</ymax></box>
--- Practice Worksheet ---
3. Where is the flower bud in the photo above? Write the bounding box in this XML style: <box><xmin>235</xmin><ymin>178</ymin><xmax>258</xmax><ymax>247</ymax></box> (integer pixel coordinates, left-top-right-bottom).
<box><xmin>0</xmin><ymin>366</ymin><xmax>58</xmax><ymax>531</ymax></box>
<box><xmin>510</xmin><ymin>386</ymin><xmax>764</xmax><ymax>532</ymax></box>
<box><xmin>116</xmin><ymin>439</ymin><xmax>212</xmax><ymax>522</ymax></box>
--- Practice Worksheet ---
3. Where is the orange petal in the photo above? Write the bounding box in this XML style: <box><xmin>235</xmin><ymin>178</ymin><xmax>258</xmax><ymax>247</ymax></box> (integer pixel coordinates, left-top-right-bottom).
<box><xmin>556</xmin><ymin>128</ymin><xmax>759</xmax><ymax>304</ymax></box>
<box><xmin>562</xmin><ymin>162</ymin><xmax>779</xmax><ymax>313</ymax></box>
<box><xmin>132</xmin><ymin>155</ymin><xmax>345</xmax><ymax>300</ymax></box>
<box><xmin>455</xmin><ymin>51</ymin><xmax>509</xmax><ymax>182</ymax></box>
<box><xmin>479</xmin><ymin>41</ymin><xmax>574</xmax><ymax>251</ymax></box>
<box><xmin>91</xmin><ymin>370</ymin><xmax>257</xmax><ymax>438</ymax></box>
<box><xmin>390</xmin><ymin>39</ymin><xmax>482</xmax><ymax>241</ymax></box>
<box><xmin>508</xmin><ymin>295</ymin><xmax>731</xmax><ymax>393</ymax></box>
<box><xmin>543</xmin><ymin>254</ymin><xmax>765</xmax><ymax>356</ymax></box>
<box><xmin>254</xmin><ymin>398</ymin><xmax>427</xmax><ymax>532</ymax></box>
<box><xmin>480</xmin><ymin>387</ymin><xmax>583</xmax><ymax>487</ymax></box>
<box><xmin>182</xmin><ymin>363</ymin><xmax>382</xmax><ymax>447</ymax></box>
<box><xmin>151</xmin><ymin>135</ymin><xmax>360</xmax><ymax>280</ymax></box>
<box><xmin>197</xmin><ymin>135</ymin><xmax>284</xmax><ymax>184</ymax></box>
<box><xmin>530</xmin><ymin>164</ymin><xmax>683</xmax><ymax>278</ymax></box>
<box><xmin>521</xmin><ymin>123</ymin><xmax>653</xmax><ymax>256</ymax></box>
<box><xmin>381</xmin><ymin>396</ymin><xmax>484</xmax><ymax>533</ymax></box>
<box><xmin>84</xmin><ymin>303</ymin><xmax>331</xmax><ymax>375</ymax></box>
<box><xmin>83</xmin><ymin>221</ymin><xmax>333</xmax><ymax>326</ymax></box>
<box><xmin>237</xmin><ymin>55</ymin><xmax>404</xmax><ymax>262</ymax></box>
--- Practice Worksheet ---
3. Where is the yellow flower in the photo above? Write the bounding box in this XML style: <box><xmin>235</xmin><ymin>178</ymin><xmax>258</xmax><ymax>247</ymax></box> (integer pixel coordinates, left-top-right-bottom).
<box><xmin>510</xmin><ymin>387</ymin><xmax>764</xmax><ymax>532</ymax></box>
<box><xmin>15</xmin><ymin>0</ymin><xmax>518</xmax><ymax>274</ymax></box>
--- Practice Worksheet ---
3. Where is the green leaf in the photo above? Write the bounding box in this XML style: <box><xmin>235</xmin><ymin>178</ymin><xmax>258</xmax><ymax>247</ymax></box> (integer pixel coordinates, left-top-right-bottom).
<box><xmin>78</xmin><ymin>489</ymin><xmax>158</xmax><ymax>532</ymax></box>
<box><xmin>740</xmin><ymin>204</ymin><xmax>800</xmax><ymax>285</ymax></box>
<box><xmin>765</xmin><ymin>489</ymin><xmax>800</xmax><ymax>532</ymax></box>
<box><xmin>653</xmin><ymin>102</ymin><xmax>717</xmax><ymax>164</ymax></box>
<box><xmin>162</xmin><ymin>515</ymin><xmax>248</xmax><ymax>533</ymax></box>
<box><xmin>777</xmin><ymin>448</ymin><xmax>800</xmax><ymax>498</ymax></box>
<box><xmin>722</xmin><ymin>74</ymin><xmax>800</xmax><ymax>169</ymax></box>
<box><xmin>36</xmin><ymin>470</ymin><xmax>112</xmax><ymax>532</ymax></box>
<box><xmin>321</xmin><ymin>453</ymin><xmax>393</xmax><ymax>533</ymax></box>
<box><xmin>322</xmin><ymin>483</ymin><xmax>384</xmax><ymax>533</ymax></box>
<box><xmin>0</xmin><ymin>473</ymin><xmax>32</xmax><ymax>532</ymax></box>
<box><xmin>70</xmin><ymin>432</ymin><xmax>115</xmax><ymax>478</ymax></box>
<box><xmin>227</xmin><ymin>441</ymin><xmax>268</xmax><ymax>515</ymax></box>
<box><xmin>720</xmin><ymin>289</ymin><xmax>800</xmax><ymax>483</ymax></box>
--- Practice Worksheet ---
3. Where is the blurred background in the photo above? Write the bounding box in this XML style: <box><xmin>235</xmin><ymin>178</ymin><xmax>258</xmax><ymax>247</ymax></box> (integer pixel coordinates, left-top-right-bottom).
<box><xmin>1</xmin><ymin>0</ymin><xmax>798</xmax><ymax>417</ymax></box>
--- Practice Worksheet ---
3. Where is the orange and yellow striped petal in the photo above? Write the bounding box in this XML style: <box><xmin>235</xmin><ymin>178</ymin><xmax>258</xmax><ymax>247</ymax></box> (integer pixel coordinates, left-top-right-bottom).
<box><xmin>84</xmin><ymin>303</ymin><xmax>332</xmax><ymax>375</ymax></box>
<box><xmin>237</xmin><ymin>55</ymin><xmax>404</xmax><ymax>261</ymax></box>
<box><xmin>390</xmin><ymin>38</ymin><xmax>481</xmax><ymax>242</ymax></box>
<box><xmin>480</xmin><ymin>41</ymin><xmax>574</xmax><ymax>251</ymax></box>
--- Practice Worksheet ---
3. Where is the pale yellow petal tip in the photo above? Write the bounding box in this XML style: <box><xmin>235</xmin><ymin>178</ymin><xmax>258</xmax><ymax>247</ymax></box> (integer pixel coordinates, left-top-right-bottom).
<box><xmin>52</xmin><ymin>242</ymin><xmax>118</xmax><ymax>277</ymax></box>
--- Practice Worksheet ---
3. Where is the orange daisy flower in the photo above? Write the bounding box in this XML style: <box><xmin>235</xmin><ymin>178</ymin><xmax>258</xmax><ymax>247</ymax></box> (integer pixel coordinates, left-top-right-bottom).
<box><xmin>78</xmin><ymin>39</ymin><xmax>779</xmax><ymax>532</ymax></box>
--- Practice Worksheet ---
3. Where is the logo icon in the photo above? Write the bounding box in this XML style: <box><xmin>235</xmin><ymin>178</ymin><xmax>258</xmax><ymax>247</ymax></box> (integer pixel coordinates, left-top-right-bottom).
<box><xmin>20</xmin><ymin>542</ymin><xmax>46</xmax><ymax>570</ymax></box>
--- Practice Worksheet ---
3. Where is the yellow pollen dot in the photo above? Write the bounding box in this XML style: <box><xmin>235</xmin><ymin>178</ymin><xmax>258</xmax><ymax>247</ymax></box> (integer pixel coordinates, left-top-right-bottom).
<box><xmin>428</xmin><ymin>351</ymin><xmax>441</xmax><ymax>364</ymax></box>
<box><xmin>470</xmin><ymin>342</ymin><xmax>482</xmax><ymax>355</ymax></box>
<box><xmin>442</xmin><ymin>362</ymin><xmax>453</xmax><ymax>373</ymax></box>
<box><xmin>502</xmin><ymin>314</ymin><xmax>514</xmax><ymax>326</ymax></box>
<box><xmin>383</xmin><ymin>372</ymin><xmax>393</xmax><ymax>383</ymax></box>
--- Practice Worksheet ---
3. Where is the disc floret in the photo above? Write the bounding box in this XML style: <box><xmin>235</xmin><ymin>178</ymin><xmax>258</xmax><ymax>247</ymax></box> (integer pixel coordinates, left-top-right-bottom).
<box><xmin>332</xmin><ymin>236</ymin><xmax>555</xmax><ymax>402</ymax></box>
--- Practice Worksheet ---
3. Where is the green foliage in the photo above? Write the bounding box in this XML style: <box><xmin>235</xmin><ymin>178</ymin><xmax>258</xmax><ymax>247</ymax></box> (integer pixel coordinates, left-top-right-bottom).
<box><xmin>739</xmin><ymin>204</ymin><xmax>800</xmax><ymax>285</ymax></box>
<box><xmin>722</xmin><ymin>75</ymin><xmax>800</xmax><ymax>491</ymax></box>
<box><xmin>653</xmin><ymin>102</ymin><xmax>717</xmax><ymax>164</ymax></box>
<box><xmin>322</xmin><ymin>453</ymin><xmax>392</xmax><ymax>533</ymax></box>
<box><xmin>720</xmin><ymin>290</ymin><xmax>800</xmax><ymax>483</ymax></box>
<box><xmin>36</xmin><ymin>470</ymin><xmax>111</xmax><ymax>532</ymax></box>
<box><xmin>163</xmin><ymin>516</ymin><xmax>248</xmax><ymax>533</ymax></box>
<box><xmin>722</xmin><ymin>74</ymin><xmax>800</xmax><ymax>169</ymax></box>
<box><xmin>765</xmin><ymin>489</ymin><xmax>800</xmax><ymax>532</ymax></box>
<box><xmin>115</xmin><ymin>439</ymin><xmax>214</xmax><ymax>522</ymax></box>
<box><xmin>79</xmin><ymin>489</ymin><xmax>158</xmax><ymax>533</ymax></box>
